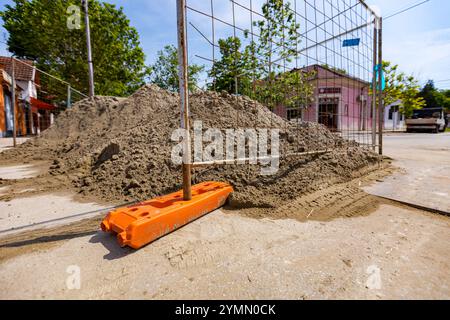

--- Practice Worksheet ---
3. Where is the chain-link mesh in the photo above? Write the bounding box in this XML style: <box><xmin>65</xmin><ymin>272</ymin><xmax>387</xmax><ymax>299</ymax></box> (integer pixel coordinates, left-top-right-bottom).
<box><xmin>181</xmin><ymin>0</ymin><xmax>380</xmax><ymax>157</ymax></box>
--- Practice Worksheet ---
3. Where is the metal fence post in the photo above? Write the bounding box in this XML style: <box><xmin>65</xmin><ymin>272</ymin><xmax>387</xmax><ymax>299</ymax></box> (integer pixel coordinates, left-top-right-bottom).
<box><xmin>377</xmin><ymin>17</ymin><xmax>383</xmax><ymax>155</ymax></box>
<box><xmin>176</xmin><ymin>0</ymin><xmax>192</xmax><ymax>201</ymax></box>
<box><xmin>372</xmin><ymin>19</ymin><xmax>378</xmax><ymax>151</ymax></box>
<box><xmin>83</xmin><ymin>0</ymin><xmax>95</xmax><ymax>97</ymax></box>
<box><xmin>67</xmin><ymin>84</ymin><xmax>72</xmax><ymax>108</ymax></box>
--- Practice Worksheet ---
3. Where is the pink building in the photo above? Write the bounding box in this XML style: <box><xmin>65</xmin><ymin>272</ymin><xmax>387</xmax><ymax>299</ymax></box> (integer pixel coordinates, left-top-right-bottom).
<box><xmin>273</xmin><ymin>65</ymin><xmax>374</xmax><ymax>132</ymax></box>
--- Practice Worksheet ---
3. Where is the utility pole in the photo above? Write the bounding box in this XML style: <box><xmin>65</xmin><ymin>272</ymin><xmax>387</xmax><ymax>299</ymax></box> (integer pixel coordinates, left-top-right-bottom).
<box><xmin>83</xmin><ymin>0</ymin><xmax>95</xmax><ymax>97</ymax></box>
<box><xmin>11</xmin><ymin>56</ymin><xmax>17</xmax><ymax>147</ymax></box>
<box><xmin>176</xmin><ymin>0</ymin><xmax>192</xmax><ymax>201</ymax></box>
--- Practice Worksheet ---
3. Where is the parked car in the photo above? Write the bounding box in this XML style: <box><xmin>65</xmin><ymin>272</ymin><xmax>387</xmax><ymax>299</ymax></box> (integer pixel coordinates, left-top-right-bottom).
<box><xmin>406</xmin><ymin>108</ymin><xmax>447</xmax><ymax>133</ymax></box>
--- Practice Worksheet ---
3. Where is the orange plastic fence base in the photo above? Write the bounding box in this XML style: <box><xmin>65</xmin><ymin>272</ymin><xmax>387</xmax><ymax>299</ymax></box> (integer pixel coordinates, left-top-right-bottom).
<box><xmin>101</xmin><ymin>181</ymin><xmax>233</xmax><ymax>249</ymax></box>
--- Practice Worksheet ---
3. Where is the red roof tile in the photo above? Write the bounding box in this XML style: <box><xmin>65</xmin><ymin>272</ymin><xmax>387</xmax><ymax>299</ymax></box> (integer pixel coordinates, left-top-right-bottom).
<box><xmin>0</xmin><ymin>56</ymin><xmax>35</xmax><ymax>81</ymax></box>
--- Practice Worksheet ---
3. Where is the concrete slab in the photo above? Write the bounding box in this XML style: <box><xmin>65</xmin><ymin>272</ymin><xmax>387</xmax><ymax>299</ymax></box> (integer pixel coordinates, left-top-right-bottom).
<box><xmin>0</xmin><ymin>206</ymin><xmax>448</xmax><ymax>299</ymax></box>
<box><xmin>0</xmin><ymin>194</ymin><xmax>109</xmax><ymax>234</ymax></box>
<box><xmin>0</xmin><ymin>164</ymin><xmax>42</xmax><ymax>180</ymax></box>
<box><xmin>0</xmin><ymin>186</ymin><xmax>9</xmax><ymax>196</ymax></box>
<box><xmin>364</xmin><ymin>133</ymin><xmax>450</xmax><ymax>213</ymax></box>
<box><xmin>0</xmin><ymin>138</ymin><xmax>30</xmax><ymax>153</ymax></box>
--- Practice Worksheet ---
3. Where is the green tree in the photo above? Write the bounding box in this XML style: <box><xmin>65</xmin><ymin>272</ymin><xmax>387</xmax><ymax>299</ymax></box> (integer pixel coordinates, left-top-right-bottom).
<box><xmin>149</xmin><ymin>45</ymin><xmax>204</xmax><ymax>92</ymax></box>
<box><xmin>401</xmin><ymin>75</ymin><xmax>426</xmax><ymax>117</ymax></box>
<box><xmin>245</xmin><ymin>0</ymin><xmax>314</xmax><ymax>109</ymax></box>
<box><xmin>251</xmin><ymin>0</ymin><xmax>299</xmax><ymax>73</ymax></box>
<box><xmin>208</xmin><ymin>37</ymin><xmax>253</xmax><ymax>94</ymax></box>
<box><xmin>441</xmin><ymin>90</ymin><xmax>450</xmax><ymax>112</ymax></box>
<box><xmin>419</xmin><ymin>80</ymin><xmax>450</xmax><ymax>111</ymax></box>
<box><xmin>379</xmin><ymin>61</ymin><xmax>425</xmax><ymax>117</ymax></box>
<box><xmin>419</xmin><ymin>81</ymin><xmax>441</xmax><ymax>108</ymax></box>
<box><xmin>252</xmin><ymin>69</ymin><xmax>315</xmax><ymax>109</ymax></box>
<box><xmin>381</xmin><ymin>61</ymin><xmax>404</xmax><ymax>107</ymax></box>
<box><xmin>1</xmin><ymin>0</ymin><xmax>150</xmax><ymax>97</ymax></box>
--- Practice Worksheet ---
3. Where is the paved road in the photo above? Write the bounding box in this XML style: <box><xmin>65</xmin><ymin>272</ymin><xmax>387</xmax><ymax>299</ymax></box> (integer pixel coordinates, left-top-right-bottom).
<box><xmin>364</xmin><ymin>132</ymin><xmax>450</xmax><ymax>213</ymax></box>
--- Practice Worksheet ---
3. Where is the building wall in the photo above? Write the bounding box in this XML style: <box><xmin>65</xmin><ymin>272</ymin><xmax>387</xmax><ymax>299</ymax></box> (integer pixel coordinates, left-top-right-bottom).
<box><xmin>384</xmin><ymin>102</ymin><xmax>405</xmax><ymax>131</ymax></box>
<box><xmin>274</xmin><ymin>81</ymin><xmax>375</xmax><ymax>131</ymax></box>
<box><xmin>17</xmin><ymin>80</ymin><xmax>37</xmax><ymax>102</ymax></box>
<box><xmin>0</xmin><ymin>66</ymin><xmax>35</xmax><ymax>137</ymax></box>
<box><xmin>17</xmin><ymin>99</ymin><xmax>27</xmax><ymax>135</ymax></box>
<box><xmin>339</xmin><ymin>85</ymin><xmax>373</xmax><ymax>131</ymax></box>
<box><xmin>0</xmin><ymin>85</ymin><xmax>5</xmax><ymax>135</ymax></box>
<box><xmin>0</xmin><ymin>85</ymin><xmax>27</xmax><ymax>137</ymax></box>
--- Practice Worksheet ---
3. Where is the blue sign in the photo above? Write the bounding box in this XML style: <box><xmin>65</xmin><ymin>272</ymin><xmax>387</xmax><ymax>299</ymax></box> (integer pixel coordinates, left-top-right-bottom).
<box><xmin>343</xmin><ymin>38</ymin><xmax>360</xmax><ymax>47</ymax></box>
<box><xmin>374</xmin><ymin>64</ymin><xmax>386</xmax><ymax>91</ymax></box>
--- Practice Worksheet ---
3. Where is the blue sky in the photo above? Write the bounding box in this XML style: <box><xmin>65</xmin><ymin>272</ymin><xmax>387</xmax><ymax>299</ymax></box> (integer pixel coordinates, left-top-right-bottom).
<box><xmin>0</xmin><ymin>0</ymin><xmax>449</xmax><ymax>89</ymax></box>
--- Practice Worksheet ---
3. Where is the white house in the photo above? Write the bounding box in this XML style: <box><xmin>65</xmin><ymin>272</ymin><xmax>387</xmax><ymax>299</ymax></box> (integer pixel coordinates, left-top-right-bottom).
<box><xmin>384</xmin><ymin>100</ymin><xmax>405</xmax><ymax>131</ymax></box>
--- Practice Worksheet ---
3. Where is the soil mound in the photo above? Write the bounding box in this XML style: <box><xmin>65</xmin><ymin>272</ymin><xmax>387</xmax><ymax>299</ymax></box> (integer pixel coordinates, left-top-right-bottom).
<box><xmin>0</xmin><ymin>84</ymin><xmax>381</xmax><ymax>208</ymax></box>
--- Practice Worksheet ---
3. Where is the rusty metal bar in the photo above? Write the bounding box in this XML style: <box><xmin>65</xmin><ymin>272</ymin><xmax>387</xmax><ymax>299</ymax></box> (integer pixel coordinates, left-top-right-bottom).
<box><xmin>192</xmin><ymin>150</ymin><xmax>330</xmax><ymax>168</ymax></box>
<box><xmin>358</xmin><ymin>0</ymin><xmax>379</xmax><ymax>18</ymax></box>
<box><xmin>177</xmin><ymin>0</ymin><xmax>192</xmax><ymax>200</ymax></box>
<box><xmin>377</xmin><ymin>17</ymin><xmax>383</xmax><ymax>155</ymax></box>
<box><xmin>371</xmin><ymin>18</ymin><xmax>378</xmax><ymax>151</ymax></box>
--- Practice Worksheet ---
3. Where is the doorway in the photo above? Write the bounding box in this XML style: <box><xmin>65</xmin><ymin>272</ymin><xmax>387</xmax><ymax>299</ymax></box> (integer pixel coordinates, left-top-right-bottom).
<box><xmin>318</xmin><ymin>98</ymin><xmax>339</xmax><ymax>131</ymax></box>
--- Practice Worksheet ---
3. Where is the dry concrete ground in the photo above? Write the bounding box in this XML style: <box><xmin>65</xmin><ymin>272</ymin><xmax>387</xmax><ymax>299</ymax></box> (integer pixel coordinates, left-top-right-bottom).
<box><xmin>364</xmin><ymin>132</ymin><xmax>450</xmax><ymax>213</ymax></box>
<box><xmin>0</xmin><ymin>137</ymin><xmax>29</xmax><ymax>154</ymax></box>
<box><xmin>0</xmin><ymin>134</ymin><xmax>449</xmax><ymax>300</ymax></box>
<box><xmin>0</xmin><ymin>193</ymin><xmax>108</xmax><ymax>233</ymax></box>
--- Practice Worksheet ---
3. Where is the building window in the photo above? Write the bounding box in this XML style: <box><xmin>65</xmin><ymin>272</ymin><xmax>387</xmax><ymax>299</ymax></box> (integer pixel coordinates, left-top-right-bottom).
<box><xmin>287</xmin><ymin>108</ymin><xmax>301</xmax><ymax>121</ymax></box>
<box><xmin>388</xmin><ymin>105</ymin><xmax>399</xmax><ymax>120</ymax></box>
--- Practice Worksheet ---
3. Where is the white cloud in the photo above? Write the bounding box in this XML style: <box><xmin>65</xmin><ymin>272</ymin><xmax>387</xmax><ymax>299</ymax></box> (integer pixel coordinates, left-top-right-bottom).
<box><xmin>384</xmin><ymin>27</ymin><xmax>450</xmax><ymax>88</ymax></box>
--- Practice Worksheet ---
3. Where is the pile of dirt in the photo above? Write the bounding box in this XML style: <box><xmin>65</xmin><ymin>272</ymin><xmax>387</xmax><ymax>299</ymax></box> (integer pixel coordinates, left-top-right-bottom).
<box><xmin>0</xmin><ymin>84</ymin><xmax>382</xmax><ymax>208</ymax></box>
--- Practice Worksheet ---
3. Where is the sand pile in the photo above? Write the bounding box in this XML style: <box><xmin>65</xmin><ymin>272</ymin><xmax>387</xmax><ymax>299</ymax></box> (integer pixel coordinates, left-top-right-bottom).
<box><xmin>0</xmin><ymin>84</ymin><xmax>381</xmax><ymax>207</ymax></box>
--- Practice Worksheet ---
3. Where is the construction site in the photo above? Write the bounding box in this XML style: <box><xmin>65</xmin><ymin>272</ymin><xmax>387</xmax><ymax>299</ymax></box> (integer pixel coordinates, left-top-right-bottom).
<box><xmin>0</xmin><ymin>0</ymin><xmax>449</xmax><ymax>301</ymax></box>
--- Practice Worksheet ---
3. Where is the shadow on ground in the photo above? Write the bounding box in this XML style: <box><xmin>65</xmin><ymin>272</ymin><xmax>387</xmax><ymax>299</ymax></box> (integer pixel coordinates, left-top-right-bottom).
<box><xmin>89</xmin><ymin>231</ymin><xmax>135</xmax><ymax>260</ymax></box>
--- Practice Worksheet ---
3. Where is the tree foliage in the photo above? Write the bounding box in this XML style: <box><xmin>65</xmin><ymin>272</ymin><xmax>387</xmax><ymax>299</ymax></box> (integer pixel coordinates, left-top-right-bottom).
<box><xmin>149</xmin><ymin>45</ymin><xmax>204</xmax><ymax>92</ymax></box>
<box><xmin>250</xmin><ymin>0</ymin><xmax>314</xmax><ymax>109</ymax></box>
<box><xmin>419</xmin><ymin>80</ymin><xmax>450</xmax><ymax>111</ymax></box>
<box><xmin>1</xmin><ymin>0</ymin><xmax>150</xmax><ymax>97</ymax></box>
<box><xmin>380</xmin><ymin>61</ymin><xmax>425</xmax><ymax>117</ymax></box>
<box><xmin>251</xmin><ymin>0</ymin><xmax>298</xmax><ymax>72</ymax></box>
<box><xmin>207</xmin><ymin>37</ymin><xmax>252</xmax><ymax>94</ymax></box>
<box><xmin>209</xmin><ymin>0</ymin><xmax>314</xmax><ymax>109</ymax></box>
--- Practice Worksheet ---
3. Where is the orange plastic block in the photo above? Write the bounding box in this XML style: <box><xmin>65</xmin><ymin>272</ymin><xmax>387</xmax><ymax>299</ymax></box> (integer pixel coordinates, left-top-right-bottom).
<box><xmin>101</xmin><ymin>181</ymin><xmax>233</xmax><ymax>249</ymax></box>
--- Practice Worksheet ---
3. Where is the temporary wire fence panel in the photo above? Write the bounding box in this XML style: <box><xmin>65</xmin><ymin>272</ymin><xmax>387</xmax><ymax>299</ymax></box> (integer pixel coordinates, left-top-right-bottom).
<box><xmin>179</xmin><ymin>0</ymin><xmax>381</xmax><ymax>163</ymax></box>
